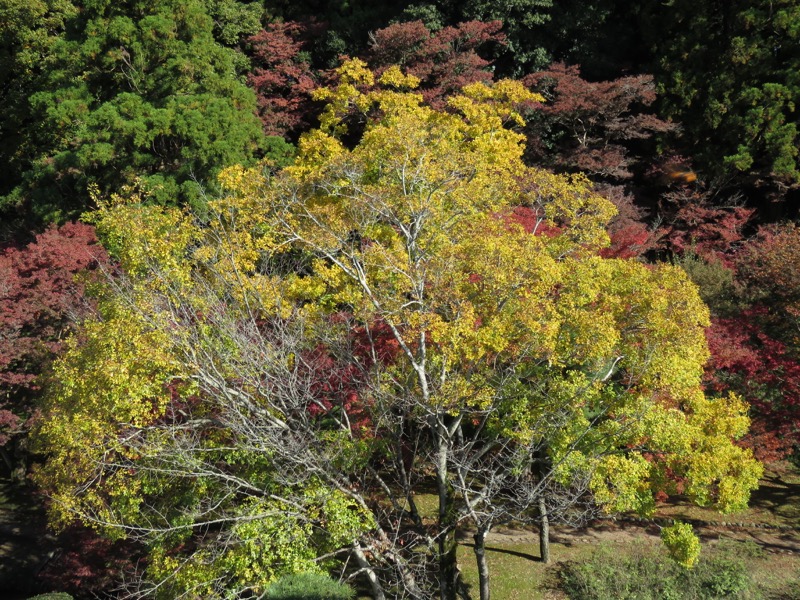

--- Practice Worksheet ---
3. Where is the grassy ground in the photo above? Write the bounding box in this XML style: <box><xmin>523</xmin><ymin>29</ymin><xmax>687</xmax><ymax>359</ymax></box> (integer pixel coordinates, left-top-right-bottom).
<box><xmin>362</xmin><ymin>462</ymin><xmax>800</xmax><ymax>599</ymax></box>
<box><xmin>455</xmin><ymin>535</ymin><xmax>800</xmax><ymax>600</ymax></box>
<box><xmin>457</xmin><ymin>539</ymin><xmax>574</xmax><ymax>600</ymax></box>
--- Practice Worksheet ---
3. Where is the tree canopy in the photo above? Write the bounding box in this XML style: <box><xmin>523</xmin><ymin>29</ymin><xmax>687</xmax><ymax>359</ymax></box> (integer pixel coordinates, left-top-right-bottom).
<box><xmin>32</xmin><ymin>63</ymin><xmax>762</xmax><ymax>599</ymax></box>
<box><xmin>642</xmin><ymin>0</ymin><xmax>800</xmax><ymax>187</ymax></box>
<box><xmin>0</xmin><ymin>0</ymin><xmax>267</xmax><ymax>226</ymax></box>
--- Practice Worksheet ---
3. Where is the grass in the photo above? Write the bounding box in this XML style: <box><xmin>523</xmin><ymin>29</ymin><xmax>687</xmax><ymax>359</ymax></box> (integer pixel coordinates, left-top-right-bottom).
<box><xmin>457</xmin><ymin>539</ymin><xmax>586</xmax><ymax>600</ymax></box>
<box><xmin>457</xmin><ymin>537</ymin><xmax>800</xmax><ymax>600</ymax></box>
<box><xmin>359</xmin><ymin>463</ymin><xmax>800</xmax><ymax>599</ymax></box>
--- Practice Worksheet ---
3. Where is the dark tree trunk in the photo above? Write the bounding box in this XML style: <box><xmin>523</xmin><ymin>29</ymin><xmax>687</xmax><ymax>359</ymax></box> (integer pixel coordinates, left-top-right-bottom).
<box><xmin>473</xmin><ymin>528</ymin><xmax>491</xmax><ymax>600</ymax></box>
<box><xmin>538</xmin><ymin>496</ymin><xmax>550</xmax><ymax>564</ymax></box>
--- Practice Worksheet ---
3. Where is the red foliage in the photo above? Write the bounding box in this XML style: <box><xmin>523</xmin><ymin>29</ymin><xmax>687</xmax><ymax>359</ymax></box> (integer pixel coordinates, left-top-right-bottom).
<box><xmin>367</xmin><ymin>20</ymin><xmax>505</xmax><ymax>109</ymax></box>
<box><xmin>0</xmin><ymin>223</ymin><xmax>108</xmax><ymax>450</ymax></box>
<box><xmin>503</xmin><ymin>206</ymin><xmax>561</xmax><ymax>237</ymax></box>
<box><xmin>303</xmin><ymin>318</ymin><xmax>401</xmax><ymax>434</ymax></box>
<box><xmin>247</xmin><ymin>21</ymin><xmax>325</xmax><ymax>138</ymax></box>
<box><xmin>705</xmin><ymin>308</ymin><xmax>800</xmax><ymax>462</ymax></box>
<box><xmin>655</xmin><ymin>187</ymin><xmax>754</xmax><ymax>263</ymax></box>
<box><xmin>596</xmin><ymin>185</ymin><xmax>660</xmax><ymax>259</ymax></box>
<box><xmin>36</xmin><ymin>523</ymin><xmax>140</xmax><ymax>596</ymax></box>
<box><xmin>737</xmin><ymin>222</ymin><xmax>800</xmax><ymax>320</ymax></box>
<box><xmin>524</xmin><ymin>63</ymin><xmax>675</xmax><ymax>181</ymax></box>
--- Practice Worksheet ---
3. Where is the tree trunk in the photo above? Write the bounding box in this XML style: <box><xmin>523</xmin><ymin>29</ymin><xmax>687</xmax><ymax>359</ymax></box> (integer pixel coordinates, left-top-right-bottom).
<box><xmin>352</xmin><ymin>542</ymin><xmax>387</xmax><ymax>600</ymax></box>
<box><xmin>473</xmin><ymin>528</ymin><xmax>491</xmax><ymax>600</ymax></box>
<box><xmin>538</xmin><ymin>496</ymin><xmax>550</xmax><ymax>564</ymax></box>
<box><xmin>0</xmin><ymin>447</ymin><xmax>14</xmax><ymax>475</ymax></box>
<box><xmin>436</xmin><ymin>423</ymin><xmax>458</xmax><ymax>600</ymax></box>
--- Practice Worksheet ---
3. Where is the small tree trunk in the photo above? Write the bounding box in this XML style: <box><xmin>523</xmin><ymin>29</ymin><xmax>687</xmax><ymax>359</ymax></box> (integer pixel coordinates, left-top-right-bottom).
<box><xmin>352</xmin><ymin>542</ymin><xmax>387</xmax><ymax>600</ymax></box>
<box><xmin>538</xmin><ymin>496</ymin><xmax>550</xmax><ymax>564</ymax></box>
<box><xmin>0</xmin><ymin>447</ymin><xmax>14</xmax><ymax>475</ymax></box>
<box><xmin>473</xmin><ymin>528</ymin><xmax>491</xmax><ymax>600</ymax></box>
<box><xmin>435</xmin><ymin>423</ymin><xmax>458</xmax><ymax>600</ymax></box>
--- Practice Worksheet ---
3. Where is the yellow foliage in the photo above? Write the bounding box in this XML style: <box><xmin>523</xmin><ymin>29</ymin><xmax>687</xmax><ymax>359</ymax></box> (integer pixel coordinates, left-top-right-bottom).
<box><xmin>378</xmin><ymin>65</ymin><xmax>421</xmax><ymax>89</ymax></box>
<box><xmin>32</xmin><ymin>300</ymin><xmax>178</xmax><ymax>530</ymax></box>
<box><xmin>37</xmin><ymin>61</ymin><xmax>764</xmax><ymax>588</ymax></box>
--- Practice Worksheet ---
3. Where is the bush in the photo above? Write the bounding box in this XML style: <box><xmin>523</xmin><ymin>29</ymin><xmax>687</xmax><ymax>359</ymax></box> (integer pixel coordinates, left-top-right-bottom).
<box><xmin>265</xmin><ymin>572</ymin><xmax>355</xmax><ymax>599</ymax></box>
<box><xmin>676</xmin><ymin>252</ymin><xmax>741</xmax><ymax>317</ymax></box>
<box><xmin>560</xmin><ymin>542</ymin><xmax>758</xmax><ymax>600</ymax></box>
<box><xmin>27</xmin><ymin>594</ymin><xmax>74</xmax><ymax>600</ymax></box>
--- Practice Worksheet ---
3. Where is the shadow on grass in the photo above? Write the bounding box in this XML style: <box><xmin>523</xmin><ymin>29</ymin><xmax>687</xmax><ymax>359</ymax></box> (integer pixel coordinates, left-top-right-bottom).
<box><xmin>459</xmin><ymin>542</ymin><xmax>541</xmax><ymax>562</ymax></box>
<box><xmin>749</xmin><ymin>471</ymin><xmax>800</xmax><ymax>524</ymax></box>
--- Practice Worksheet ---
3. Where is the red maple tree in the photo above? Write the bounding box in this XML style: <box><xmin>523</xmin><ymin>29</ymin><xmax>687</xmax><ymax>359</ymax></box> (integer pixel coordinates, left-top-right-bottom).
<box><xmin>247</xmin><ymin>21</ymin><xmax>326</xmax><ymax>138</ymax></box>
<box><xmin>0</xmin><ymin>223</ymin><xmax>109</xmax><ymax>468</ymax></box>
<box><xmin>523</xmin><ymin>63</ymin><xmax>675</xmax><ymax>181</ymax></box>
<box><xmin>366</xmin><ymin>20</ymin><xmax>505</xmax><ymax>109</ymax></box>
<box><xmin>706</xmin><ymin>308</ymin><xmax>800</xmax><ymax>462</ymax></box>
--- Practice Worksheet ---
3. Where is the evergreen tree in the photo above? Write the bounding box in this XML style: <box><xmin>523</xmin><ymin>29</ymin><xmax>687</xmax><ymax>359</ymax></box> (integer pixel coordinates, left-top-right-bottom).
<box><xmin>1</xmin><ymin>0</ymin><xmax>266</xmax><ymax>225</ymax></box>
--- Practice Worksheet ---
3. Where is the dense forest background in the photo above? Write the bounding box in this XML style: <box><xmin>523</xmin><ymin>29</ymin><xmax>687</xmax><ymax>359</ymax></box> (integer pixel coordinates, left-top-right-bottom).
<box><xmin>1</xmin><ymin>0</ymin><xmax>799</xmax><ymax>598</ymax></box>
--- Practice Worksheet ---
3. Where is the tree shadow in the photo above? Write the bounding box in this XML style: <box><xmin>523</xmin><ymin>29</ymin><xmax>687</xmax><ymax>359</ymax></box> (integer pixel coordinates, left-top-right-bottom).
<box><xmin>459</xmin><ymin>542</ymin><xmax>541</xmax><ymax>562</ymax></box>
<box><xmin>748</xmin><ymin>471</ymin><xmax>800</xmax><ymax>523</ymax></box>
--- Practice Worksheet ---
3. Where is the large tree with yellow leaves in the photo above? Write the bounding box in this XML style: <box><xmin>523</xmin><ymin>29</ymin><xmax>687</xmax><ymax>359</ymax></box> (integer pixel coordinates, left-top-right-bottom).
<box><xmin>33</xmin><ymin>62</ymin><xmax>761</xmax><ymax>600</ymax></box>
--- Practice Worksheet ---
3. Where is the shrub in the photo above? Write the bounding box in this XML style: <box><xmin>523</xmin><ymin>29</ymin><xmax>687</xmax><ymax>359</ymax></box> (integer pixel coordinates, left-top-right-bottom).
<box><xmin>661</xmin><ymin>522</ymin><xmax>701</xmax><ymax>568</ymax></box>
<box><xmin>265</xmin><ymin>572</ymin><xmax>355</xmax><ymax>599</ymax></box>
<box><xmin>560</xmin><ymin>541</ymin><xmax>757</xmax><ymax>600</ymax></box>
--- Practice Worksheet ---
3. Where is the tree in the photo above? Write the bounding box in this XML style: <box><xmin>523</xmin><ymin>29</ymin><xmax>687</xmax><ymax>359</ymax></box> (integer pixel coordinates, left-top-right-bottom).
<box><xmin>676</xmin><ymin>222</ymin><xmax>800</xmax><ymax>462</ymax></box>
<box><xmin>0</xmin><ymin>222</ymin><xmax>108</xmax><ymax>475</ymax></box>
<box><xmin>0</xmin><ymin>0</ymin><xmax>78</xmax><ymax>236</ymax></box>
<box><xmin>641</xmin><ymin>0</ymin><xmax>800</xmax><ymax>191</ymax></box>
<box><xmin>654</xmin><ymin>185</ymin><xmax>755</xmax><ymax>264</ymax></box>
<box><xmin>263</xmin><ymin>0</ymin><xmax>414</xmax><ymax>68</ymax></box>
<box><xmin>247</xmin><ymin>21</ymin><xmax>325</xmax><ymax>139</ymax></box>
<box><xmin>1</xmin><ymin>0</ymin><xmax>266</xmax><ymax>224</ymax></box>
<box><xmin>366</xmin><ymin>20</ymin><xmax>505</xmax><ymax>109</ymax></box>
<box><xmin>33</xmin><ymin>63</ymin><xmax>762</xmax><ymax>600</ymax></box>
<box><xmin>737</xmin><ymin>223</ymin><xmax>800</xmax><ymax>334</ymax></box>
<box><xmin>596</xmin><ymin>185</ymin><xmax>660</xmax><ymax>260</ymax></box>
<box><xmin>439</xmin><ymin>0</ymin><xmax>555</xmax><ymax>74</ymax></box>
<box><xmin>706</xmin><ymin>309</ymin><xmax>800</xmax><ymax>462</ymax></box>
<box><xmin>523</xmin><ymin>63</ymin><xmax>675</xmax><ymax>182</ymax></box>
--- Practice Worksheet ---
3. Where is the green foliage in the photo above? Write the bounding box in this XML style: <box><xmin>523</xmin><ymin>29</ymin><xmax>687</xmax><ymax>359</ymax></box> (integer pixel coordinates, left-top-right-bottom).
<box><xmin>643</xmin><ymin>0</ymin><xmax>800</xmax><ymax>186</ymax></box>
<box><xmin>273</xmin><ymin>0</ymin><xmax>411</xmax><ymax>68</ymax></box>
<box><xmin>26</xmin><ymin>594</ymin><xmax>74</xmax><ymax>600</ymax></box>
<box><xmin>450</xmin><ymin>0</ymin><xmax>554</xmax><ymax>73</ymax></box>
<box><xmin>1</xmin><ymin>0</ymin><xmax>266</xmax><ymax>224</ymax></box>
<box><xmin>676</xmin><ymin>252</ymin><xmax>742</xmax><ymax>317</ymax></box>
<box><xmin>265</xmin><ymin>573</ymin><xmax>356</xmax><ymax>600</ymax></box>
<box><xmin>560</xmin><ymin>541</ymin><xmax>759</xmax><ymax>600</ymax></box>
<box><xmin>396</xmin><ymin>0</ymin><xmax>554</xmax><ymax>74</ymax></box>
<box><xmin>0</xmin><ymin>0</ymin><xmax>78</xmax><ymax>232</ymax></box>
<box><xmin>202</xmin><ymin>0</ymin><xmax>263</xmax><ymax>47</ymax></box>
<box><xmin>661</xmin><ymin>522</ymin><xmax>700</xmax><ymax>568</ymax></box>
